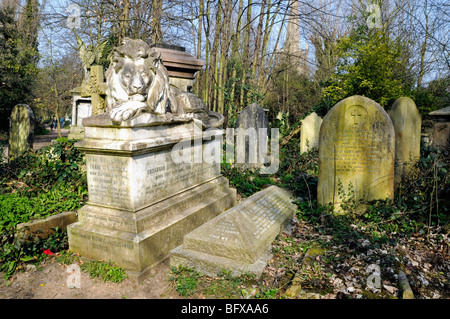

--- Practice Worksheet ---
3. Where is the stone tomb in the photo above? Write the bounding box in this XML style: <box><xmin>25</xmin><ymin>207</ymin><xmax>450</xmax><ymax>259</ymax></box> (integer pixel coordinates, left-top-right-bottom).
<box><xmin>388</xmin><ymin>97</ymin><xmax>421</xmax><ymax>185</ymax></box>
<box><xmin>300</xmin><ymin>112</ymin><xmax>322</xmax><ymax>154</ymax></box>
<box><xmin>170</xmin><ymin>185</ymin><xmax>296</xmax><ymax>278</ymax></box>
<box><xmin>317</xmin><ymin>96</ymin><xmax>395</xmax><ymax>212</ymax></box>
<box><xmin>67</xmin><ymin>114</ymin><xmax>236</xmax><ymax>282</ymax></box>
<box><xmin>9</xmin><ymin>104</ymin><xmax>35</xmax><ymax>161</ymax></box>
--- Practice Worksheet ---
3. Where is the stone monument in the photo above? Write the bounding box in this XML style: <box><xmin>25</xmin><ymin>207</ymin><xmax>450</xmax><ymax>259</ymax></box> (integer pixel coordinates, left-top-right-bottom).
<box><xmin>67</xmin><ymin>38</ymin><xmax>236</xmax><ymax>282</ymax></box>
<box><xmin>234</xmin><ymin>103</ymin><xmax>270</xmax><ymax>168</ymax></box>
<box><xmin>68</xmin><ymin>37</ymin><xmax>108</xmax><ymax>140</ymax></box>
<box><xmin>9</xmin><ymin>104</ymin><xmax>35</xmax><ymax>161</ymax></box>
<box><xmin>151</xmin><ymin>43</ymin><xmax>204</xmax><ymax>92</ymax></box>
<box><xmin>300</xmin><ymin>112</ymin><xmax>322</xmax><ymax>154</ymax></box>
<box><xmin>429</xmin><ymin>106</ymin><xmax>450</xmax><ymax>150</ymax></box>
<box><xmin>171</xmin><ymin>185</ymin><xmax>296</xmax><ymax>278</ymax></box>
<box><xmin>317</xmin><ymin>96</ymin><xmax>395</xmax><ymax>212</ymax></box>
<box><xmin>388</xmin><ymin>97</ymin><xmax>421</xmax><ymax>186</ymax></box>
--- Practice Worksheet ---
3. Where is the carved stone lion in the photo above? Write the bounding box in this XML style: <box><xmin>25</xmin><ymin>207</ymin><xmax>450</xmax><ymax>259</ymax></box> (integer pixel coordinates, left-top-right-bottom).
<box><xmin>105</xmin><ymin>37</ymin><xmax>223</xmax><ymax>127</ymax></box>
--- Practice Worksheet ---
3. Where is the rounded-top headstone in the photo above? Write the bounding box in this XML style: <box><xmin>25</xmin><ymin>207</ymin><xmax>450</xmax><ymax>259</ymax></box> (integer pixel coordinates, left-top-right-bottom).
<box><xmin>317</xmin><ymin>96</ymin><xmax>395</xmax><ymax>212</ymax></box>
<box><xmin>300</xmin><ymin>112</ymin><xmax>322</xmax><ymax>153</ymax></box>
<box><xmin>9</xmin><ymin>104</ymin><xmax>35</xmax><ymax>160</ymax></box>
<box><xmin>388</xmin><ymin>97</ymin><xmax>421</xmax><ymax>164</ymax></box>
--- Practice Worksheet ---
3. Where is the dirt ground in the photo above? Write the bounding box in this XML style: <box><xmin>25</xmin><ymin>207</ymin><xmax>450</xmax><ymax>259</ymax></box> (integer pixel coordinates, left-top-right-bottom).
<box><xmin>0</xmin><ymin>257</ymin><xmax>181</xmax><ymax>299</ymax></box>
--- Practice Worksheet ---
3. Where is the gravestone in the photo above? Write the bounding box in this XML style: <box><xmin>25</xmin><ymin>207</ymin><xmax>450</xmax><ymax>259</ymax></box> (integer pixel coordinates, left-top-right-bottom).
<box><xmin>170</xmin><ymin>185</ymin><xmax>296</xmax><ymax>278</ymax></box>
<box><xmin>9</xmin><ymin>104</ymin><xmax>35</xmax><ymax>160</ymax></box>
<box><xmin>234</xmin><ymin>103</ymin><xmax>269</xmax><ymax>168</ymax></box>
<box><xmin>429</xmin><ymin>106</ymin><xmax>450</xmax><ymax>150</ymax></box>
<box><xmin>388</xmin><ymin>97</ymin><xmax>421</xmax><ymax>185</ymax></box>
<box><xmin>317</xmin><ymin>96</ymin><xmax>395</xmax><ymax>212</ymax></box>
<box><xmin>67</xmin><ymin>38</ymin><xmax>236</xmax><ymax>283</ymax></box>
<box><xmin>300</xmin><ymin>112</ymin><xmax>322</xmax><ymax>153</ymax></box>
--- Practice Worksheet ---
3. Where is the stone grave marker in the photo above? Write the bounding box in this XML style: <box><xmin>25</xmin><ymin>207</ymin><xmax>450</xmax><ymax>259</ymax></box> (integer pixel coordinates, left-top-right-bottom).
<box><xmin>9</xmin><ymin>104</ymin><xmax>35</xmax><ymax>160</ymax></box>
<box><xmin>388</xmin><ymin>97</ymin><xmax>421</xmax><ymax>185</ymax></box>
<box><xmin>300</xmin><ymin>112</ymin><xmax>322</xmax><ymax>153</ymax></box>
<box><xmin>429</xmin><ymin>106</ymin><xmax>450</xmax><ymax>150</ymax></box>
<box><xmin>234</xmin><ymin>103</ymin><xmax>269</xmax><ymax>168</ymax></box>
<box><xmin>170</xmin><ymin>185</ymin><xmax>296</xmax><ymax>278</ymax></box>
<box><xmin>317</xmin><ymin>96</ymin><xmax>395</xmax><ymax>212</ymax></box>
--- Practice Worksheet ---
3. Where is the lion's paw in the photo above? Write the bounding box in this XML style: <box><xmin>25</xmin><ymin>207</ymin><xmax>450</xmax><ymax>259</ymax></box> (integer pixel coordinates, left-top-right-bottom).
<box><xmin>110</xmin><ymin>101</ymin><xmax>146</xmax><ymax>123</ymax></box>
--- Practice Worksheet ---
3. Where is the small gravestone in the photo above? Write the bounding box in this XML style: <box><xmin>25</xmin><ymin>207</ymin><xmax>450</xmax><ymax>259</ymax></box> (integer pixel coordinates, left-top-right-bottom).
<box><xmin>300</xmin><ymin>112</ymin><xmax>322</xmax><ymax>153</ymax></box>
<box><xmin>170</xmin><ymin>185</ymin><xmax>296</xmax><ymax>278</ymax></box>
<box><xmin>234</xmin><ymin>103</ymin><xmax>270</xmax><ymax>168</ymax></box>
<box><xmin>388</xmin><ymin>97</ymin><xmax>421</xmax><ymax>185</ymax></box>
<box><xmin>429</xmin><ymin>106</ymin><xmax>450</xmax><ymax>150</ymax></box>
<box><xmin>317</xmin><ymin>96</ymin><xmax>395</xmax><ymax>212</ymax></box>
<box><xmin>9</xmin><ymin>104</ymin><xmax>35</xmax><ymax>160</ymax></box>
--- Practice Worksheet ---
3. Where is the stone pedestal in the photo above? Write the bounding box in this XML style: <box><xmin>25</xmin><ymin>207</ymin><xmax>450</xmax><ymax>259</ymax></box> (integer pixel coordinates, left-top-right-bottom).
<box><xmin>67</xmin><ymin>114</ymin><xmax>236</xmax><ymax>282</ymax></box>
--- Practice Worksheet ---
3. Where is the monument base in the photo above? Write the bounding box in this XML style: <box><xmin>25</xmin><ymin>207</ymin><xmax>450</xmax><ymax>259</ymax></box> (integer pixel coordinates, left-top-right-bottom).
<box><xmin>170</xmin><ymin>242</ymin><xmax>273</xmax><ymax>278</ymax></box>
<box><xmin>67</xmin><ymin>125</ymin><xmax>85</xmax><ymax>140</ymax></box>
<box><xmin>68</xmin><ymin>176</ymin><xmax>235</xmax><ymax>283</ymax></box>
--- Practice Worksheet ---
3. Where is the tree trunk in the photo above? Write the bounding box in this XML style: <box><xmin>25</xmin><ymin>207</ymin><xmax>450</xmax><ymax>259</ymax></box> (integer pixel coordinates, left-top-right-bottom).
<box><xmin>240</xmin><ymin>0</ymin><xmax>252</xmax><ymax>108</ymax></box>
<box><xmin>152</xmin><ymin>0</ymin><xmax>162</xmax><ymax>44</ymax></box>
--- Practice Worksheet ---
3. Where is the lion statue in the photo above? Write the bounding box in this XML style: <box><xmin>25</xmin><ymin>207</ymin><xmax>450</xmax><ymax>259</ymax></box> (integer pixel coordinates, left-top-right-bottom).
<box><xmin>105</xmin><ymin>37</ymin><xmax>223</xmax><ymax>128</ymax></box>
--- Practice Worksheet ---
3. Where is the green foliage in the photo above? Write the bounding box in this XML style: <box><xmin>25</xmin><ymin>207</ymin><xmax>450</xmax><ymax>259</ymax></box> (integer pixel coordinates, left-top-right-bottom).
<box><xmin>412</xmin><ymin>76</ymin><xmax>450</xmax><ymax>115</ymax></box>
<box><xmin>0</xmin><ymin>187</ymin><xmax>85</xmax><ymax>233</ymax></box>
<box><xmin>169</xmin><ymin>266</ymin><xmax>202</xmax><ymax>296</ymax></box>
<box><xmin>264</xmin><ymin>62</ymin><xmax>321</xmax><ymax>125</ymax></box>
<box><xmin>322</xmin><ymin>25</ymin><xmax>409</xmax><ymax>109</ymax></box>
<box><xmin>277</xmin><ymin>139</ymin><xmax>318</xmax><ymax>201</ymax></box>
<box><xmin>221</xmin><ymin>161</ymin><xmax>275</xmax><ymax>198</ymax></box>
<box><xmin>0</xmin><ymin>138</ymin><xmax>87</xmax><ymax>196</ymax></box>
<box><xmin>0</xmin><ymin>227</ymin><xmax>68</xmax><ymax>280</ymax></box>
<box><xmin>81</xmin><ymin>260</ymin><xmax>128</xmax><ymax>283</ymax></box>
<box><xmin>0</xmin><ymin>5</ymin><xmax>39</xmax><ymax>132</ymax></box>
<box><xmin>0</xmin><ymin>139</ymin><xmax>87</xmax><ymax>279</ymax></box>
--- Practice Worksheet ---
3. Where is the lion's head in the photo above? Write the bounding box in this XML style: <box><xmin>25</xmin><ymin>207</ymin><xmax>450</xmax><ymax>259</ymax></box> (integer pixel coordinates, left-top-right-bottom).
<box><xmin>105</xmin><ymin>38</ymin><xmax>175</xmax><ymax>121</ymax></box>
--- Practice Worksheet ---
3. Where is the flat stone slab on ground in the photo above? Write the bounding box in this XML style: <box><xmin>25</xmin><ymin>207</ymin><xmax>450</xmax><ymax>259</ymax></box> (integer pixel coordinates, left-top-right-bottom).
<box><xmin>170</xmin><ymin>185</ymin><xmax>297</xmax><ymax>278</ymax></box>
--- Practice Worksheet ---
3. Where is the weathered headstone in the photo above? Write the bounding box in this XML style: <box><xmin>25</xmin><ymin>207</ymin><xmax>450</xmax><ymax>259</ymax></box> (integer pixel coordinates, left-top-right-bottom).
<box><xmin>388</xmin><ymin>97</ymin><xmax>421</xmax><ymax>185</ymax></box>
<box><xmin>9</xmin><ymin>104</ymin><xmax>35</xmax><ymax>160</ymax></box>
<box><xmin>234</xmin><ymin>103</ymin><xmax>269</xmax><ymax>168</ymax></box>
<box><xmin>67</xmin><ymin>38</ymin><xmax>236</xmax><ymax>283</ymax></box>
<box><xmin>317</xmin><ymin>96</ymin><xmax>395</xmax><ymax>212</ymax></box>
<box><xmin>300</xmin><ymin>112</ymin><xmax>322</xmax><ymax>153</ymax></box>
<box><xmin>429</xmin><ymin>106</ymin><xmax>450</xmax><ymax>150</ymax></box>
<box><xmin>170</xmin><ymin>186</ymin><xmax>296</xmax><ymax>278</ymax></box>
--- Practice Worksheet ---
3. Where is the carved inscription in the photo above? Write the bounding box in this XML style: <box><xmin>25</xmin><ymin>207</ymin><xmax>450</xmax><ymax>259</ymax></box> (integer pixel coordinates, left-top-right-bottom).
<box><xmin>322</xmin><ymin>130</ymin><xmax>387</xmax><ymax>173</ymax></box>
<box><xmin>144</xmin><ymin>149</ymin><xmax>219</xmax><ymax>201</ymax></box>
<box><xmin>208</xmin><ymin>192</ymin><xmax>290</xmax><ymax>242</ymax></box>
<box><xmin>87</xmin><ymin>155</ymin><xmax>130</xmax><ymax>206</ymax></box>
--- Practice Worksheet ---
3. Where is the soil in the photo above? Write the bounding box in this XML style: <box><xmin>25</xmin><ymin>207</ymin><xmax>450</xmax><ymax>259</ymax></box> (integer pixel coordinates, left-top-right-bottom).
<box><xmin>0</xmin><ymin>257</ymin><xmax>181</xmax><ymax>299</ymax></box>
